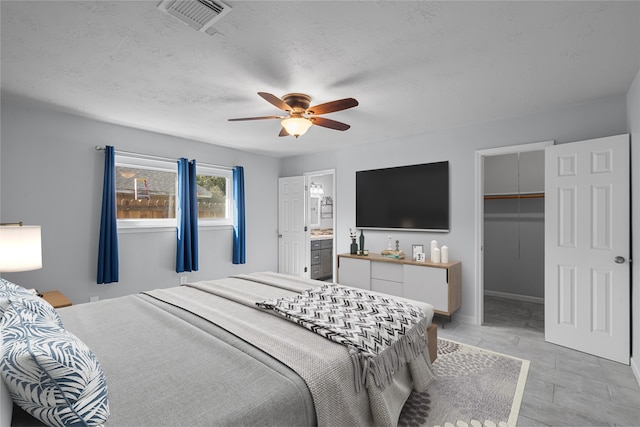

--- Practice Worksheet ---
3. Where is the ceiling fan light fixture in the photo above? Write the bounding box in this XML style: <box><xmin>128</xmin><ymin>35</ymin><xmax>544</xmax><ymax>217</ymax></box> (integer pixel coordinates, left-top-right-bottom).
<box><xmin>229</xmin><ymin>92</ymin><xmax>357</xmax><ymax>137</ymax></box>
<box><xmin>281</xmin><ymin>117</ymin><xmax>312</xmax><ymax>138</ymax></box>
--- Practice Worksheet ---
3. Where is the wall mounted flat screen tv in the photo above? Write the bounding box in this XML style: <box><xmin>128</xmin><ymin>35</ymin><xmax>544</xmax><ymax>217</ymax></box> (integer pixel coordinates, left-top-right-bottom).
<box><xmin>356</xmin><ymin>161</ymin><xmax>449</xmax><ymax>231</ymax></box>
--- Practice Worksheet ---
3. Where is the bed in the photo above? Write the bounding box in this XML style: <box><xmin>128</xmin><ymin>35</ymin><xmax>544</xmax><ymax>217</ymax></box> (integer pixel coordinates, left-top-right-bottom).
<box><xmin>1</xmin><ymin>272</ymin><xmax>436</xmax><ymax>427</ymax></box>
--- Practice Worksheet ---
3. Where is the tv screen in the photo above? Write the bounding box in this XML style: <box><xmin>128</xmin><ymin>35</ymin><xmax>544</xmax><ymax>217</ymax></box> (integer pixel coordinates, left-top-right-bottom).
<box><xmin>356</xmin><ymin>161</ymin><xmax>449</xmax><ymax>231</ymax></box>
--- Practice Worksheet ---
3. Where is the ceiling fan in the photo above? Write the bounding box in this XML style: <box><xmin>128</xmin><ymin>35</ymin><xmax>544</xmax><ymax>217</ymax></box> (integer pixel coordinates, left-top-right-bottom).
<box><xmin>228</xmin><ymin>92</ymin><xmax>359</xmax><ymax>138</ymax></box>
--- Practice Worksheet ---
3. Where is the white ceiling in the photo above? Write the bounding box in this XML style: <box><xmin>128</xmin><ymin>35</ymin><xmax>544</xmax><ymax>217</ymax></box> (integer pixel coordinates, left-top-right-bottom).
<box><xmin>2</xmin><ymin>1</ymin><xmax>639</xmax><ymax>158</ymax></box>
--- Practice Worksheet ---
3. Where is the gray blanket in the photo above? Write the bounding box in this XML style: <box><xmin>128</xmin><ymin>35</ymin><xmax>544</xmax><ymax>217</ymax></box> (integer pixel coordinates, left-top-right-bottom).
<box><xmin>145</xmin><ymin>272</ymin><xmax>435</xmax><ymax>426</ymax></box>
<box><xmin>58</xmin><ymin>291</ymin><xmax>316</xmax><ymax>426</ymax></box>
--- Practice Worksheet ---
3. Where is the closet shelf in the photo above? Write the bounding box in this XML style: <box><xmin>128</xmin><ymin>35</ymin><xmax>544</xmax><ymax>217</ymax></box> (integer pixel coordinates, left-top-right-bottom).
<box><xmin>484</xmin><ymin>192</ymin><xmax>544</xmax><ymax>200</ymax></box>
<box><xmin>484</xmin><ymin>213</ymin><xmax>544</xmax><ymax>220</ymax></box>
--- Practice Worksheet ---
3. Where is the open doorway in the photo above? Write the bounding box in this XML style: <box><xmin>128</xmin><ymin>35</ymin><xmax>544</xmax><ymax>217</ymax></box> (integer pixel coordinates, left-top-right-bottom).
<box><xmin>474</xmin><ymin>141</ymin><xmax>553</xmax><ymax>325</ymax></box>
<box><xmin>483</xmin><ymin>151</ymin><xmax>545</xmax><ymax>329</ymax></box>
<box><xmin>305</xmin><ymin>169</ymin><xmax>336</xmax><ymax>282</ymax></box>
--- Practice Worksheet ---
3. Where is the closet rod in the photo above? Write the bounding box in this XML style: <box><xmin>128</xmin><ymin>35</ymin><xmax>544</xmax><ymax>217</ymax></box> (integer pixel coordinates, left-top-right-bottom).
<box><xmin>95</xmin><ymin>145</ymin><xmax>233</xmax><ymax>170</ymax></box>
<box><xmin>484</xmin><ymin>193</ymin><xmax>544</xmax><ymax>200</ymax></box>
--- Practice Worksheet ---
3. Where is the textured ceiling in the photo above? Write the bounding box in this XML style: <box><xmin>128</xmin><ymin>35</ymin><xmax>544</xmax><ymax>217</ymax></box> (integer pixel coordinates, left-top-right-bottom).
<box><xmin>1</xmin><ymin>1</ymin><xmax>639</xmax><ymax>158</ymax></box>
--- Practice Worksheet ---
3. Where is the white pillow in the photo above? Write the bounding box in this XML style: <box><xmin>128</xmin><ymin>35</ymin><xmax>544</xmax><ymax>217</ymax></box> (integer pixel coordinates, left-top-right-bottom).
<box><xmin>0</xmin><ymin>298</ymin><xmax>110</xmax><ymax>426</ymax></box>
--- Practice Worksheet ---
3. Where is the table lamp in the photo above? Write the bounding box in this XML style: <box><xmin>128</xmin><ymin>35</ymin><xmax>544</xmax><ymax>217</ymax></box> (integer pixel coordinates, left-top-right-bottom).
<box><xmin>0</xmin><ymin>222</ymin><xmax>42</xmax><ymax>272</ymax></box>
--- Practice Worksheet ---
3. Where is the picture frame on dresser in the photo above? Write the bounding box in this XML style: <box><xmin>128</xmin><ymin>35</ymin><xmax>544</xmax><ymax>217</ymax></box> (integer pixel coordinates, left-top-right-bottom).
<box><xmin>412</xmin><ymin>244</ymin><xmax>424</xmax><ymax>261</ymax></box>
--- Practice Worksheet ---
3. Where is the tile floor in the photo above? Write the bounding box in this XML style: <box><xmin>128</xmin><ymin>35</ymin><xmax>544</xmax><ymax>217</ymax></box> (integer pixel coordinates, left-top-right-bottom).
<box><xmin>437</xmin><ymin>296</ymin><xmax>640</xmax><ymax>427</ymax></box>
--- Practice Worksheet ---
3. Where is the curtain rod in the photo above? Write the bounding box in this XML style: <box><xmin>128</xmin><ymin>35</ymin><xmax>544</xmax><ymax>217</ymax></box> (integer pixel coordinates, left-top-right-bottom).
<box><xmin>95</xmin><ymin>145</ymin><xmax>233</xmax><ymax>171</ymax></box>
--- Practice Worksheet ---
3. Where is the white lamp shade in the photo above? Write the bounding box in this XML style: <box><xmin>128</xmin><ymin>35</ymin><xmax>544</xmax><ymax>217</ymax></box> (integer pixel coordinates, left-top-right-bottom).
<box><xmin>281</xmin><ymin>117</ymin><xmax>312</xmax><ymax>137</ymax></box>
<box><xmin>0</xmin><ymin>225</ymin><xmax>42</xmax><ymax>272</ymax></box>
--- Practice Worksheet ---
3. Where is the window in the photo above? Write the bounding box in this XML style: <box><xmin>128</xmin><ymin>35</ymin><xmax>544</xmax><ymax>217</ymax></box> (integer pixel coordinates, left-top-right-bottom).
<box><xmin>115</xmin><ymin>154</ymin><xmax>233</xmax><ymax>228</ymax></box>
<box><xmin>195</xmin><ymin>165</ymin><xmax>233</xmax><ymax>225</ymax></box>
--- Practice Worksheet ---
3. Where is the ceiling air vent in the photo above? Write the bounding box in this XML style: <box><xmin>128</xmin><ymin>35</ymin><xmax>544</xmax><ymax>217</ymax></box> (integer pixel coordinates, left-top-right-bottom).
<box><xmin>158</xmin><ymin>0</ymin><xmax>231</xmax><ymax>35</ymax></box>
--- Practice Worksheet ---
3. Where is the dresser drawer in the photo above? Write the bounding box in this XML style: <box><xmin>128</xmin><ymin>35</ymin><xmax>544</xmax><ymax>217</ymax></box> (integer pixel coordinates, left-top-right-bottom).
<box><xmin>320</xmin><ymin>239</ymin><xmax>332</xmax><ymax>249</ymax></box>
<box><xmin>371</xmin><ymin>262</ymin><xmax>403</xmax><ymax>282</ymax></box>
<box><xmin>311</xmin><ymin>265</ymin><xmax>322</xmax><ymax>279</ymax></box>
<box><xmin>371</xmin><ymin>278</ymin><xmax>403</xmax><ymax>297</ymax></box>
<box><xmin>311</xmin><ymin>239</ymin><xmax>332</xmax><ymax>250</ymax></box>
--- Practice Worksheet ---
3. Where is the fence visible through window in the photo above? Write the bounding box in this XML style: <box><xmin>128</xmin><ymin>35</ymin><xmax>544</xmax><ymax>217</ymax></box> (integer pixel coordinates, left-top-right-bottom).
<box><xmin>115</xmin><ymin>166</ymin><xmax>177</xmax><ymax>219</ymax></box>
<box><xmin>115</xmin><ymin>162</ymin><xmax>230</xmax><ymax>223</ymax></box>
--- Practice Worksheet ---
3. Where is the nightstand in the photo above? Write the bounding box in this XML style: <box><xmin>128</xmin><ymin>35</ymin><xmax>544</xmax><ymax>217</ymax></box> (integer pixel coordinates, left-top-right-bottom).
<box><xmin>41</xmin><ymin>290</ymin><xmax>72</xmax><ymax>309</ymax></box>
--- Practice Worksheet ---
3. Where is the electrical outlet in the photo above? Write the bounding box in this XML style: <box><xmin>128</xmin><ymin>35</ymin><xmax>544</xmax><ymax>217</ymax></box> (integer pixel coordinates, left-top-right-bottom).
<box><xmin>179</xmin><ymin>276</ymin><xmax>187</xmax><ymax>285</ymax></box>
<box><xmin>89</xmin><ymin>296</ymin><xmax>99</xmax><ymax>303</ymax></box>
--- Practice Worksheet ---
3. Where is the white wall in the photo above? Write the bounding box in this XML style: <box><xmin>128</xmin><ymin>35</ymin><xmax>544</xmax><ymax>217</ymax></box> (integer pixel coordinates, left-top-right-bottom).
<box><xmin>627</xmin><ymin>68</ymin><xmax>640</xmax><ymax>379</ymax></box>
<box><xmin>0</xmin><ymin>96</ymin><xmax>280</xmax><ymax>304</ymax></box>
<box><xmin>281</xmin><ymin>95</ymin><xmax>628</xmax><ymax>323</ymax></box>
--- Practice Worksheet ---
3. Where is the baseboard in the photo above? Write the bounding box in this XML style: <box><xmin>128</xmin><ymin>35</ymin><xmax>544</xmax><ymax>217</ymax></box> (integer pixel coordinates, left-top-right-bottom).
<box><xmin>452</xmin><ymin>312</ymin><xmax>476</xmax><ymax>325</ymax></box>
<box><xmin>631</xmin><ymin>356</ymin><xmax>640</xmax><ymax>388</ymax></box>
<box><xmin>484</xmin><ymin>290</ymin><xmax>544</xmax><ymax>305</ymax></box>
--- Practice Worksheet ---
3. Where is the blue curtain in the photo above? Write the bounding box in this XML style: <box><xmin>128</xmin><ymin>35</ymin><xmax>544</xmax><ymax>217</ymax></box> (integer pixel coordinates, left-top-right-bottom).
<box><xmin>176</xmin><ymin>158</ymin><xmax>199</xmax><ymax>272</ymax></box>
<box><xmin>97</xmin><ymin>146</ymin><xmax>119</xmax><ymax>284</ymax></box>
<box><xmin>233</xmin><ymin>166</ymin><xmax>246</xmax><ymax>264</ymax></box>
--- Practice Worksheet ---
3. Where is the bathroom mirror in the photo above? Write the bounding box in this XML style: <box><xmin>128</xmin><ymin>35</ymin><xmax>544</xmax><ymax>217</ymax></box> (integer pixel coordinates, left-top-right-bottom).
<box><xmin>310</xmin><ymin>196</ymin><xmax>321</xmax><ymax>226</ymax></box>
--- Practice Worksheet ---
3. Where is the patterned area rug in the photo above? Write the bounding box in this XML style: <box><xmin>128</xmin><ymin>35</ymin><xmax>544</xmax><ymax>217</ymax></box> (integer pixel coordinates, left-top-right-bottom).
<box><xmin>398</xmin><ymin>338</ymin><xmax>530</xmax><ymax>427</ymax></box>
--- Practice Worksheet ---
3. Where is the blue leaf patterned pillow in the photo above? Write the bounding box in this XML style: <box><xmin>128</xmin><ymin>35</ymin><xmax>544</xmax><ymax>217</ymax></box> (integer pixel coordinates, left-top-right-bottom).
<box><xmin>0</xmin><ymin>298</ymin><xmax>110</xmax><ymax>426</ymax></box>
<box><xmin>0</xmin><ymin>277</ymin><xmax>31</xmax><ymax>313</ymax></box>
<box><xmin>0</xmin><ymin>278</ymin><xmax>63</xmax><ymax>328</ymax></box>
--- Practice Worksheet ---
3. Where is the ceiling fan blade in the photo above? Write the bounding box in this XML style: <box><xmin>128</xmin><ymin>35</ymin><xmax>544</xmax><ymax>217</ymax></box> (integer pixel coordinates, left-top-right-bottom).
<box><xmin>279</xmin><ymin>127</ymin><xmax>289</xmax><ymax>137</ymax></box>
<box><xmin>228</xmin><ymin>116</ymin><xmax>284</xmax><ymax>121</ymax></box>
<box><xmin>307</xmin><ymin>98</ymin><xmax>358</xmax><ymax>115</ymax></box>
<box><xmin>258</xmin><ymin>92</ymin><xmax>292</xmax><ymax>112</ymax></box>
<box><xmin>310</xmin><ymin>116</ymin><xmax>351</xmax><ymax>131</ymax></box>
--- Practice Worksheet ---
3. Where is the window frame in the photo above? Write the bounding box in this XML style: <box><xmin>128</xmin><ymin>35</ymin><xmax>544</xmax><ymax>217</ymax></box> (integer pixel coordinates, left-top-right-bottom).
<box><xmin>195</xmin><ymin>164</ymin><xmax>234</xmax><ymax>228</ymax></box>
<box><xmin>114</xmin><ymin>154</ymin><xmax>234</xmax><ymax>230</ymax></box>
<box><xmin>115</xmin><ymin>155</ymin><xmax>178</xmax><ymax>229</ymax></box>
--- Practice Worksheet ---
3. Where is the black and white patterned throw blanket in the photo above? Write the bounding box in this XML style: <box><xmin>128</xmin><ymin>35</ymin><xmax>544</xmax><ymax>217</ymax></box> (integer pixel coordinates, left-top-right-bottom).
<box><xmin>257</xmin><ymin>283</ymin><xmax>429</xmax><ymax>392</ymax></box>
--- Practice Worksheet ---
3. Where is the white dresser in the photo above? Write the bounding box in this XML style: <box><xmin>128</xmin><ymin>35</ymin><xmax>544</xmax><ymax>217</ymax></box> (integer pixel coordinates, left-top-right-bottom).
<box><xmin>337</xmin><ymin>253</ymin><xmax>461</xmax><ymax>317</ymax></box>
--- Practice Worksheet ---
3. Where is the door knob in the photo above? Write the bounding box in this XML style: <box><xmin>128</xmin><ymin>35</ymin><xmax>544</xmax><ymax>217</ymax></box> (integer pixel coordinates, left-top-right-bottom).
<box><xmin>614</xmin><ymin>256</ymin><xmax>625</xmax><ymax>264</ymax></box>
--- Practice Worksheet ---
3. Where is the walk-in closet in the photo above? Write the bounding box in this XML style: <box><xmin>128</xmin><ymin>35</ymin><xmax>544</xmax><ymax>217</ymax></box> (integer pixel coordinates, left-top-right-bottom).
<box><xmin>483</xmin><ymin>151</ymin><xmax>545</xmax><ymax>309</ymax></box>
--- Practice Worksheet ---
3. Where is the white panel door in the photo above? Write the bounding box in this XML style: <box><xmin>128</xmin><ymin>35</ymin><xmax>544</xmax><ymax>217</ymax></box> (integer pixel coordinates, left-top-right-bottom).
<box><xmin>278</xmin><ymin>176</ymin><xmax>306</xmax><ymax>276</ymax></box>
<box><xmin>545</xmin><ymin>134</ymin><xmax>630</xmax><ymax>364</ymax></box>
